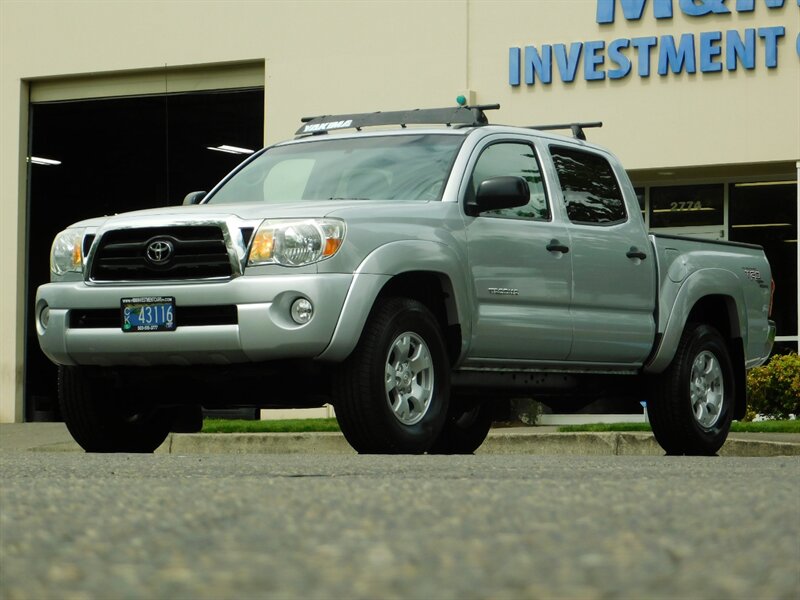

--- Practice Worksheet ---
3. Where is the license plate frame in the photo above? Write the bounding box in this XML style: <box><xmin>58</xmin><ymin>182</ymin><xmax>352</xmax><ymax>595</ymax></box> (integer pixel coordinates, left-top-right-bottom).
<box><xmin>121</xmin><ymin>296</ymin><xmax>176</xmax><ymax>332</ymax></box>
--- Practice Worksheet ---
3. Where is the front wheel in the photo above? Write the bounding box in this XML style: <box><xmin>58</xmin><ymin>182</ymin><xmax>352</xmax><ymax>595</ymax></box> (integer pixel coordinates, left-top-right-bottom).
<box><xmin>59</xmin><ymin>366</ymin><xmax>173</xmax><ymax>453</ymax></box>
<box><xmin>333</xmin><ymin>297</ymin><xmax>450</xmax><ymax>454</ymax></box>
<box><xmin>648</xmin><ymin>323</ymin><xmax>735</xmax><ymax>456</ymax></box>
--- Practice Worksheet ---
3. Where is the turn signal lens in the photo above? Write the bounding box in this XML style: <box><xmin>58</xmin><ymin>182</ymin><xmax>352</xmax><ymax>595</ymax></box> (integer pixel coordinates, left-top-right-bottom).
<box><xmin>250</xmin><ymin>228</ymin><xmax>275</xmax><ymax>263</ymax></box>
<box><xmin>323</xmin><ymin>236</ymin><xmax>343</xmax><ymax>258</ymax></box>
<box><xmin>248</xmin><ymin>219</ymin><xmax>345</xmax><ymax>267</ymax></box>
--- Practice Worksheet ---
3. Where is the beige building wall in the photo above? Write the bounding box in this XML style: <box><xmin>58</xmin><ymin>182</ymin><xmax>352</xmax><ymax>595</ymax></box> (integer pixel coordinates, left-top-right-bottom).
<box><xmin>1</xmin><ymin>0</ymin><xmax>798</xmax><ymax>421</ymax></box>
<box><xmin>469</xmin><ymin>0</ymin><xmax>799</xmax><ymax>169</ymax></box>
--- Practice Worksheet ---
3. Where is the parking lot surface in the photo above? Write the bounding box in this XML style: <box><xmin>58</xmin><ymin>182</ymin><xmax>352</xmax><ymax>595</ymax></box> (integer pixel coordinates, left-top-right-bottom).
<box><xmin>2</xmin><ymin>452</ymin><xmax>798</xmax><ymax>599</ymax></box>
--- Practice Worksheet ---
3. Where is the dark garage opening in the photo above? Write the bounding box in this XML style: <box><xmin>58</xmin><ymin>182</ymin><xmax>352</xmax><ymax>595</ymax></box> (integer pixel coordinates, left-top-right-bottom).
<box><xmin>25</xmin><ymin>88</ymin><xmax>265</xmax><ymax>421</ymax></box>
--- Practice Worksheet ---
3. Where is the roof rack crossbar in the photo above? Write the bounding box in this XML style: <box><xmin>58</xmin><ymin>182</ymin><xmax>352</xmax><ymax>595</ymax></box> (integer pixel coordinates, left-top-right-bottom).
<box><xmin>296</xmin><ymin>105</ymin><xmax>500</xmax><ymax>136</ymax></box>
<box><xmin>526</xmin><ymin>121</ymin><xmax>603</xmax><ymax>141</ymax></box>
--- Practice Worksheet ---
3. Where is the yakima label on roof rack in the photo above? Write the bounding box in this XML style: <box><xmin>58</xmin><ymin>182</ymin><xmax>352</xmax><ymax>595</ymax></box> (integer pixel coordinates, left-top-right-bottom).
<box><xmin>302</xmin><ymin>120</ymin><xmax>354</xmax><ymax>133</ymax></box>
<box><xmin>295</xmin><ymin>105</ymin><xmax>500</xmax><ymax>136</ymax></box>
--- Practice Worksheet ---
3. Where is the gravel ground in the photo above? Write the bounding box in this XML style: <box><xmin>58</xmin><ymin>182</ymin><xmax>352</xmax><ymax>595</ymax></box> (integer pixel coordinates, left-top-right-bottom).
<box><xmin>1</xmin><ymin>453</ymin><xmax>799</xmax><ymax>600</ymax></box>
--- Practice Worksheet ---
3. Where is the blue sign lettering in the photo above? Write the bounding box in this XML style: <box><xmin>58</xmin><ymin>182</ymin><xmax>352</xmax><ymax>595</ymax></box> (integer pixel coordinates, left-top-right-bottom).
<box><xmin>597</xmin><ymin>0</ymin><xmax>673</xmax><ymax>23</ymax></box>
<box><xmin>658</xmin><ymin>33</ymin><xmax>697</xmax><ymax>74</ymax></box>
<box><xmin>678</xmin><ymin>0</ymin><xmax>730</xmax><ymax>17</ymax></box>
<box><xmin>700</xmin><ymin>31</ymin><xmax>724</xmax><ymax>71</ymax></box>
<box><xmin>554</xmin><ymin>43</ymin><xmax>583</xmax><ymax>83</ymax></box>
<box><xmin>584</xmin><ymin>41</ymin><xmax>607</xmax><ymax>80</ymax></box>
<box><xmin>608</xmin><ymin>38</ymin><xmax>633</xmax><ymax>78</ymax></box>
<box><xmin>509</xmin><ymin>0</ymin><xmax>793</xmax><ymax>87</ymax></box>
<box><xmin>509</xmin><ymin>47</ymin><xmax>521</xmax><ymax>85</ymax></box>
<box><xmin>726</xmin><ymin>29</ymin><xmax>756</xmax><ymax>70</ymax></box>
<box><xmin>631</xmin><ymin>36</ymin><xmax>658</xmax><ymax>76</ymax></box>
<box><xmin>758</xmin><ymin>26</ymin><xmax>785</xmax><ymax>67</ymax></box>
<box><xmin>525</xmin><ymin>45</ymin><xmax>552</xmax><ymax>84</ymax></box>
<box><xmin>597</xmin><ymin>0</ymin><xmax>785</xmax><ymax>23</ymax></box>
<box><xmin>736</xmin><ymin>0</ymin><xmax>787</xmax><ymax>10</ymax></box>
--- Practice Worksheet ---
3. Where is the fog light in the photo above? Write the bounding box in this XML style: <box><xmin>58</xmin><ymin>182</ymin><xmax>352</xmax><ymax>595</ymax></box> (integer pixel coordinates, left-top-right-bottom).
<box><xmin>290</xmin><ymin>298</ymin><xmax>313</xmax><ymax>324</ymax></box>
<box><xmin>39</xmin><ymin>305</ymin><xmax>50</xmax><ymax>330</ymax></box>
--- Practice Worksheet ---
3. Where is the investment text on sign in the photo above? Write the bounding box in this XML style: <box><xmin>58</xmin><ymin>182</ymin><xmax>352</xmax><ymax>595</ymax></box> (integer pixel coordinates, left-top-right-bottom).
<box><xmin>509</xmin><ymin>0</ymin><xmax>798</xmax><ymax>87</ymax></box>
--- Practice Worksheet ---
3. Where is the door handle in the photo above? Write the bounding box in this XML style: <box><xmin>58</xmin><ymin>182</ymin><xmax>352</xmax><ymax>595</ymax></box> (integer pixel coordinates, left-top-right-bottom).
<box><xmin>626</xmin><ymin>247</ymin><xmax>647</xmax><ymax>260</ymax></box>
<box><xmin>546</xmin><ymin>239</ymin><xmax>569</xmax><ymax>253</ymax></box>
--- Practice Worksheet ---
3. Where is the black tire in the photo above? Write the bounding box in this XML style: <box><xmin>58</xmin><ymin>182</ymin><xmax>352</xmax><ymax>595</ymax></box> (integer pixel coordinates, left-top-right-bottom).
<box><xmin>429</xmin><ymin>395</ymin><xmax>494</xmax><ymax>454</ymax></box>
<box><xmin>648</xmin><ymin>323</ymin><xmax>735</xmax><ymax>456</ymax></box>
<box><xmin>333</xmin><ymin>297</ymin><xmax>450</xmax><ymax>454</ymax></box>
<box><xmin>59</xmin><ymin>366</ymin><xmax>172</xmax><ymax>453</ymax></box>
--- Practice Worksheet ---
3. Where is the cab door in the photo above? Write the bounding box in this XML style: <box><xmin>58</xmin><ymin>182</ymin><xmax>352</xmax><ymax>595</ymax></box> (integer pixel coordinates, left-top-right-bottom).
<box><xmin>548</xmin><ymin>144</ymin><xmax>656</xmax><ymax>364</ymax></box>
<box><xmin>462</xmin><ymin>137</ymin><xmax>573</xmax><ymax>362</ymax></box>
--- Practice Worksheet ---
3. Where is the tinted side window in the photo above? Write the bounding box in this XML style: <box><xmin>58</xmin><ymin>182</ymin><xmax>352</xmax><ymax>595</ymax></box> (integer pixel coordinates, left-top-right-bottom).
<box><xmin>550</xmin><ymin>146</ymin><xmax>626</xmax><ymax>225</ymax></box>
<box><xmin>471</xmin><ymin>142</ymin><xmax>550</xmax><ymax>221</ymax></box>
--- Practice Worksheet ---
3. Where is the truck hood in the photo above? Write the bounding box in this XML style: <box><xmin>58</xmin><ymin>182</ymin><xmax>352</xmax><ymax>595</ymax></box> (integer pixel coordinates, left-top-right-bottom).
<box><xmin>67</xmin><ymin>200</ymin><xmax>431</xmax><ymax>229</ymax></box>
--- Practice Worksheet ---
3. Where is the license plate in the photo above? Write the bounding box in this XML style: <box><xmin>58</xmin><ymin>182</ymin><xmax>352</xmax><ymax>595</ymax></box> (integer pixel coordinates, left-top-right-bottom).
<box><xmin>121</xmin><ymin>297</ymin><xmax>176</xmax><ymax>332</ymax></box>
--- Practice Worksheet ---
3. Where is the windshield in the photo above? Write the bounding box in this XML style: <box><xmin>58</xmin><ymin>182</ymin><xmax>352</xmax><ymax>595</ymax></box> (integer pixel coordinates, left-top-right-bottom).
<box><xmin>207</xmin><ymin>134</ymin><xmax>464</xmax><ymax>204</ymax></box>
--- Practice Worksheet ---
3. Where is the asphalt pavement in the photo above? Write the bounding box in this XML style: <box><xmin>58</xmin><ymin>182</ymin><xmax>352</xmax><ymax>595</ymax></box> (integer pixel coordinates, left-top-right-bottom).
<box><xmin>1</xmin><ymin>422</ymin><xmax>799</xmax><ymax>457</ymax></box>
<box><xmin>2</xmin><ymin>424</ymin><xmax>799</xmax><ymax>599</ymax></box>
<box><xmin>2</xmin><ymin>452</ymin><xmax>798</xmax><ymax>599</ymax></box>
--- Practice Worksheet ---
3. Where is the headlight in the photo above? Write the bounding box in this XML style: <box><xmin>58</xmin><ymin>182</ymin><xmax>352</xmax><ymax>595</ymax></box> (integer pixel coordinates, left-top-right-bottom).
<box><xmin>248</xmin><ymin>219</ymin><xmax>345</xmax><ymax>267</ymax></box>
<box><xmin>50</xmin><ymin>228</ymin><xmax>86</xmax><ymax>275</ymax></box>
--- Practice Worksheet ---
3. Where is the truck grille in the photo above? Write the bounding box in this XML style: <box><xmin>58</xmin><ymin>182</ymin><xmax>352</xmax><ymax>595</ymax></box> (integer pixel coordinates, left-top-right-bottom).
<box><xmin>90</xmin><ymin>226</ymin><xmax>231</xmax><ymax>281</ymax></box>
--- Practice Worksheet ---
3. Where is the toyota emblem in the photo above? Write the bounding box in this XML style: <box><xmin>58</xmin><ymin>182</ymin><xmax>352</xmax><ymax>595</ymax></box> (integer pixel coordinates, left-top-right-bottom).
<box><xmin>145</xmin><ymin>239</ymin><xmax>174</xmax><ymax>265</ymax></box>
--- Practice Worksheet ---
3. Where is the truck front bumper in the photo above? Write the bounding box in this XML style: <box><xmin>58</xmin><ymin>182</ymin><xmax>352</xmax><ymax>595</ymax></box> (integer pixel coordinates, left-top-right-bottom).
<box><xmin>36</xmin><ymin>274</ymin><xmax>353</xmax><ymax>367</ymax></box>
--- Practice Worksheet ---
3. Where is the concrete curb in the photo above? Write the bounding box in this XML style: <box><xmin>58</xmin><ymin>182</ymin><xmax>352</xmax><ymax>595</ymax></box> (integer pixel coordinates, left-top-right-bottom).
<box><xmin>481</xmin><ymin>431</ymin><xmax>800</xmax><ymax>457</ymax></box>
<box><xmin>165</xmin><ymin>432</ymin><xmax>354</xmax><ymax>455</ymax></box>
<box><xmin>22</xmin><ymin>430</ymin><xmax>800</xmax><ymax>457</ymax></box>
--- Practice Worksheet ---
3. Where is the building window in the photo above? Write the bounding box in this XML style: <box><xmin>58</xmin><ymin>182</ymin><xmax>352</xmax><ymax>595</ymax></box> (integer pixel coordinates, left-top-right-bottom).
<box><xmin>729</xmin><ymin>181</ymin><xmax>798</xmax><ymax>349</ymax></box>
<box><xmin>650</xmin><ymin>184</ymin><xmax>724</xmax><ymax>228</ymax></box>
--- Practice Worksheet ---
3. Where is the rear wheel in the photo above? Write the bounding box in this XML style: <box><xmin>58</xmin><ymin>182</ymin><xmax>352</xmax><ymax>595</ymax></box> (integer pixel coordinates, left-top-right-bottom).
<box><xmin>648</xmin><ymin>323</ymin><xmax>734</xmax><ymax>456</ymax></box>
<box><xmin>429</xmin><ymin>395</ymin><xmax>494</xmax><ymax>454</ymax></box>
<box><xmin>333</xmin><ymin>297</ymin><xmax>450</xmax><ymax>454</ymax></box>
<box><xmin>59</xmin><ymin>366</ymin><xmax>172</xmax><ymax>453</ymax></box>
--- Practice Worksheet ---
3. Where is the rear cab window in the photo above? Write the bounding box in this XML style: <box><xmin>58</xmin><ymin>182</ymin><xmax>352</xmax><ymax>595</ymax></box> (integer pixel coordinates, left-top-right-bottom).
<box><xmin>550</xmin><ymin>145</ymin><xmax>627</xmax><ymax>226</ymax></box>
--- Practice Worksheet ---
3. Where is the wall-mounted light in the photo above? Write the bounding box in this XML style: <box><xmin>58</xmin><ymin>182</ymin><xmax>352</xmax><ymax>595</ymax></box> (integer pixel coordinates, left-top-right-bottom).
<box><xmin>29</xmin><ymin>156</ymin><xmax>62</xmax><ymax>166</ymax></box>
<box><xmin>734</xmin><ymin>181</ymin><xmax>795</xmax><ymax>188</ymax></box>
<box><xmin>730</xmin><ymin>223</ymin><xmax>792</xmax><ymax>229</ymax></box>
<box><xmin>206</xmin><ymin>145</ymin><xmax>255</xmax><ymax>155</ymax></box>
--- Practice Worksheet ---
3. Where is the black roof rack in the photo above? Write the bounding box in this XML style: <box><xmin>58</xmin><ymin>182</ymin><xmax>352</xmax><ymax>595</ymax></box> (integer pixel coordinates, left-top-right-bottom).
<box><xmin>526</xmin><ymin>122</ymin><xmax>602</xmax><ymax>141</ymax></box>
<box><xmin>296</xmin><ymin>104</ymin><xmax>500</xmax><ymax>136</ymax></box>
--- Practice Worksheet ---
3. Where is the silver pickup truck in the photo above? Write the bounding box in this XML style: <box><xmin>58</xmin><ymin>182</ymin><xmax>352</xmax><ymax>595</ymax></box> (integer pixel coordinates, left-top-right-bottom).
<box><xmin>36</xmin><ymin>105</ymin><xmax>776</xmax><ymax>456</ymax></box>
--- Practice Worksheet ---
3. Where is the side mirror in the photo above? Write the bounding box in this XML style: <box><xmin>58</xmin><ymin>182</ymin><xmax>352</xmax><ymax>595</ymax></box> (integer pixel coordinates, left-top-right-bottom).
<box><xmin>469</xmin><ymin>176</ymin><xmax>529</xmax><ymax>216</ymax></box>
<box><xmin>182</xmin><ymin>191</ymin><xmax>207</xmax><ymax>206</ymax></box>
